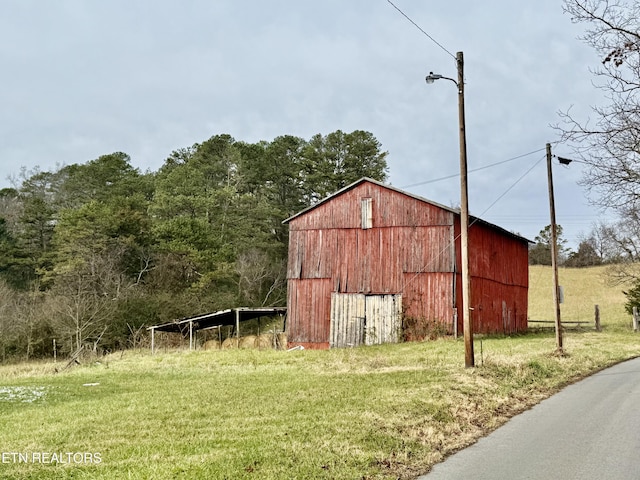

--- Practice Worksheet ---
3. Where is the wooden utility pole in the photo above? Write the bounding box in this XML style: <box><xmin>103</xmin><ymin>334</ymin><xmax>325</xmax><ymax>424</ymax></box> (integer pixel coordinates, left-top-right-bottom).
<box><xmin>425</xmin><ymin>52</ymin><xmax>473</xmax><ymax>367</ymax></box>
<box><xmin>457</xmin><ymin>52</ymin><xmax>474</xmax><ymax>368</ymax></box>
<box><xmin>546</xmin><ymin>143</ymin><xmax>563</xmax><ymax>354</ymax></box>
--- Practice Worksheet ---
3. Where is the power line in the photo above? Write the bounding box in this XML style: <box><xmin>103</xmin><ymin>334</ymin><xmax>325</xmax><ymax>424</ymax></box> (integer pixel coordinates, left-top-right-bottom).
<box><xmin>402</xmin><ymin>154</ymin><xmax>546</xmax><ymax>292</ymax></box>
<box><xmin>402</xmin><ymin>172</ymin><xmax>458</xmax><ymax>188</ymax></box>
<box><xmin>401</xmin><ymin>146</ymin><xmax>546</xmax><ymax>188</ymax></box>
<box><xmin>471</xmin><ymin>154</ymin><xmax>546</xmax><ymax>226</ymax></box>
<box><xmin>472</xmin><ymin>147</ymin><xmax>546</xmax><ymax>173</ymax></box>
<box><xmin>386</xmin><ymin>0</ymin><xmax>456</xmax><ymax>59</ymax></box>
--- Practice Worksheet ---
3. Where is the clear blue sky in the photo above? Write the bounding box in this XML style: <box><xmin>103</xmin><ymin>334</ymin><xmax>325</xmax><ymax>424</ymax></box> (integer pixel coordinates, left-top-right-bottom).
<box><xmin>0</xmin><ymin>1</ymin><xmax>610</xmax><ymax>248</ymax></box>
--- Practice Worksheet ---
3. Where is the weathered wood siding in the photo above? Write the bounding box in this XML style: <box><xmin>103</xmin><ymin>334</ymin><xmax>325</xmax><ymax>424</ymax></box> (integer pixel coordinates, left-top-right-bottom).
<box><xmin>285</xmin><ymin>179</ymin><xmax>529</xmax><ymax>348</ymax></box>
<box><xmin>466</xmin><ymin>221</ymin><xmax>529</xmax><ymax>333</ymax></box>
<box><xmin>288</xmin><ymin>181</ymin><xmax>454</xmax><ymax>230</ymax></box>
<box><xmin>287</xmin><ymin>182</ymin><xmax>457</xmax><ymax>347</ymax></box>
<box><xmin>364</xmin><ymin>294</ymin><xmax>402</xmax><ymax>345</ymax></box>
<box><xmin>447</xmin><ymin>220</ymin><xmax>529</xmax><ymax>334</ymax></box>
<box><xmin>330</xmin><ymin>293</ymin><xmax>365</xmax><ymax>348</ymax></box>
<box><xmin>329</xmin><ymin>293</ymin><xmax>402</xmax><ymax>348</ymax></box>
<box><xmin>286</xmin><ymin>278</ymin><xmax>332</xmax><ymax>349</ymax></box>
<box><xmin>287</xmin><ymin>226</ymin><xmax>454</xmax><ymax>291</ymax></box>
<box><xmin>402</xmin><ymin>272</ymin><xmax>456</xmax><ymax>331</ymax></box>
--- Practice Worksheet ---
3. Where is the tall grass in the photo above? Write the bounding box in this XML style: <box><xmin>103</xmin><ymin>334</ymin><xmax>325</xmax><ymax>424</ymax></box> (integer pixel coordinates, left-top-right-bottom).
<box><xmin>0</xmin><ymin>266</ymin><xmax>637</xmax><ymax>479</ymax></box>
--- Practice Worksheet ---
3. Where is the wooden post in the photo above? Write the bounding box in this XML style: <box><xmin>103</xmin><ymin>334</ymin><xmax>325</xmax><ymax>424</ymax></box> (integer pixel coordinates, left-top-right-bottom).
<box><xmin>547</xmin><ymin>143</ymin><xmax>563</xmax><ymax>354</ymax></box>
<box><xmin>633</xmin><ymin>307</ymin><xmax>638</xmax><ymax>332</ymax></box>
<box><xmin>456</xmin><ymin>51</ymin><xmax>474</xmax><ymax>368</ymax></box>
<box><xmin>151</xmin><ymin>327</ymin><xmax>155</xmax><ymax>354</ymax></box>
<box><xmin>453</xmin><ymin>308</ymin><xmax>458</xmax><ymax>339</ymax></box>
<box><xmin>594</xmin><ymin>305</ymin><xmax>601</xmax><ymax>332</ymax></box>
<box><xmin>189</xmin><ymin>321</ymin><xmax>193</xmax><ymax>350</ymax></box>
<box><xmin>53</xmin><ymin>339</ymin><xmax>57</xmax><ymax>363</ymax></box>
<box><xmin>235</xmin><ymin>309</ymin><xmax>240</xmax><ymax>339</ymax></box>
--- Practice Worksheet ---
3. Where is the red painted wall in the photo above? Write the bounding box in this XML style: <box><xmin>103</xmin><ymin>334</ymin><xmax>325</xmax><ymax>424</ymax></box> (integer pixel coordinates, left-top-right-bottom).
<box><xmin>285</xmin><ymin>180</ymin><xmax>529</xmax><ymax>348</ymax></box>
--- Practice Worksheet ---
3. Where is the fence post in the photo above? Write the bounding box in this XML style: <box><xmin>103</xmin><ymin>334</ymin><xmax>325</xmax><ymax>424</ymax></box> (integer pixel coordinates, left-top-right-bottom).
<box><xmin>453</xmin><ymin>308</ymin><xmax>458</xmax><ymax>339</ymax></box>
<box><xmin>634</xmin><ymin>307</ymin><xmax>639</xmax><ymax>332</ymax></box>
<box><xmin>594</xmin><ymin>305</ymin><xmax>601</xmax><ymax>332</ymax></box>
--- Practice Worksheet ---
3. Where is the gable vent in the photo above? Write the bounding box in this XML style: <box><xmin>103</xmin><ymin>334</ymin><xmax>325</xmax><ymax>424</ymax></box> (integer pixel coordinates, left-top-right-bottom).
<box><xmin>361</xmin><ymin>198</ymin><xmax>373</xmax><ymax>229</ymax></box>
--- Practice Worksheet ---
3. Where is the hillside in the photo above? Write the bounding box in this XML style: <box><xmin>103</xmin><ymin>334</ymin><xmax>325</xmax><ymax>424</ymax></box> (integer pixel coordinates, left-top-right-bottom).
<box><xmin>528</xmin><ymin>264</ymin><xmax>630</xmax><ymax>328</ymax></box>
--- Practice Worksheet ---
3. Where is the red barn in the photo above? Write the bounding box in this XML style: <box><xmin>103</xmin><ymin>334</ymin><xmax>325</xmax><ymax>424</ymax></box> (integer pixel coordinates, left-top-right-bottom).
<box><xmin>284</xmin><ymin>178</ymin><xmax>530</xmax><ymax>349</ymax></box>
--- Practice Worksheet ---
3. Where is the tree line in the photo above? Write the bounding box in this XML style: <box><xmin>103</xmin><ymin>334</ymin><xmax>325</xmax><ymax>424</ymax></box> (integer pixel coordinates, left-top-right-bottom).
<box><xmin>0</xmin><ymin>131</ymin><xmax>388</xmax><ymax>360</ymax></box>
<box><xmin>528</xmin><ymin>223</ymin><xmax>632</xmax><ymax>268</ymax></box>
<box><xmin>4</xmin><ymin>1</ymin><xmax>640</xmax><ymax>359</ymax></box>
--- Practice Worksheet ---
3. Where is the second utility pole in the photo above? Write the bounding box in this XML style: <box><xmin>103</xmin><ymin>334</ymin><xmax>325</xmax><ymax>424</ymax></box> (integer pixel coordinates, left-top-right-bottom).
<box><xmin>546</xmin><ymin>143</ymin><xmax>563</xmax><ymax>354</ymax></box>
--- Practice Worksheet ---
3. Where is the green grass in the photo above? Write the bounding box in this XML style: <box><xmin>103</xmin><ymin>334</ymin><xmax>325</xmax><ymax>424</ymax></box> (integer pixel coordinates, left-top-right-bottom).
<box><xmin>0</xmin><ymin>266</ymin><xmax>638</xmax><ymax>479</ymax></box>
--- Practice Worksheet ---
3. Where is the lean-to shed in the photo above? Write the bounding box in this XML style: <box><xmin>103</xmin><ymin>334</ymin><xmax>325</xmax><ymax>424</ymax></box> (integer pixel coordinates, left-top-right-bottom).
<box><xmin>283</xmin><ymin>178</ymin><xmax>530</xmax><ymax>349</ymax></box>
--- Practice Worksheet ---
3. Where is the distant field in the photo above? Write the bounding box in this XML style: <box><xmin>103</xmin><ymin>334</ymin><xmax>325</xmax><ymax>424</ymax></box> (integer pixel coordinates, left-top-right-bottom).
<box><xmin>0</xmin><ymin>266</ymin><xmax>637</xmax><ymax>479</ymax></box>
<box><xmin>528</xmin><ymin>264</ymin><xmax>630</xmax><ymax>328</ymax></box>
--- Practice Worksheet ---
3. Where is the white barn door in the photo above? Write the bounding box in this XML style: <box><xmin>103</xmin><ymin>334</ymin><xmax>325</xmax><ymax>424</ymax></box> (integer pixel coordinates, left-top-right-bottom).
<box><xmin>330</xmin><ymin>293</ymin><xmax>402</xmax><ymax>348</ymax></box>
<box><xmin>330</xmin><ymin>293</ymin><xmax>365</xmax><ymax>348</ymax></box>
<box><xmin>364</xmin><ymin>294</ymin><xmax>402</xmax><ymax>345</ymax></box>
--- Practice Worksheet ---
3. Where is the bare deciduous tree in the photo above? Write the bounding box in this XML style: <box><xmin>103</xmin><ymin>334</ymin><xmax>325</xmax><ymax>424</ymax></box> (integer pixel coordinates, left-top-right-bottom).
<box><xmin>0</xmin><ymin>280</ymin><xmax>17</xmax><ymax>361</ymax></box>
<box><xmin>596</xmin><ymin>210</ymin><xmax>640</xmax><ymax>285</ymax></box>
<box><xmin>47</xmin><ymin>273</ymin><xmax>112</xmax><ymax>354</ymax></box>
<box><xmin>588</xmin><ymin>220</ymin><xmax>621</xmax><ymax>261</ymax></box>
<box><xmin>235</xmin><ymin>249</ymin><xmax>286</xmax><ymax>306</ymax></box>
<box><xmin>46</xmin><ymin>245</ymin><xmax>133</xmax><ymax>354</ymax></box>
<box><xmin>557</xmin><ymin>0</ymin><xmax>640</xmax><ymax>211</ymax></box>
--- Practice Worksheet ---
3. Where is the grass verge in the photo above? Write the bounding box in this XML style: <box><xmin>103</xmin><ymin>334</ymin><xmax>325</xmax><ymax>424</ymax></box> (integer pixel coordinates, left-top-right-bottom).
<box><xmin>0</xmin><ymin>265</ymin><xmax>637</xmax><ymax>479</ymax></box>
<box><xmin>0</xmin><ymin>331</ymin><xmax>638</xmax><ymax>479</ymax></box>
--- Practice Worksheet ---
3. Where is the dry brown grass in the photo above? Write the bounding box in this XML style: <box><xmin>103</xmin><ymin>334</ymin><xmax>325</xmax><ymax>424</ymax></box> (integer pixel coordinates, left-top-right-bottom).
<box><xmin>255</xmin><ymin>333</ymin><xmax>274</xmax><ymax>349</ymax></box>
<box><xmin>529</xmin><ymin>265</ymin><xmax>630</xmax><ymax>326</ymax></box>
<box><xmin>277</xmin><ymin>332</ymin><xmax>288</xmax><ymax>350</ymax></box>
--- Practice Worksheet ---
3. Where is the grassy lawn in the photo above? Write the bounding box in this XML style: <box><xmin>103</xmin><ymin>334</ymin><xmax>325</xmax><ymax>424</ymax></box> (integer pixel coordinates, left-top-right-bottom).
<box><xmin>0</xmin><ymin>265</ymin><xmax>638</xmax><ymax>479</ymax></box>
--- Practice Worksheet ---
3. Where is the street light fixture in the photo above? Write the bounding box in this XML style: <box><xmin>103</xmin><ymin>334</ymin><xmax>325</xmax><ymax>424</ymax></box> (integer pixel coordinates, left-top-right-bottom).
<box><xmin>425</xmin><ymin>72</ymin><xmax>454</xmax><ymax>86</ymax></box>
<box><xmin>426</xmin><ymin>51</ymin><xmax>474</xmax><ymax>368</ymax></box>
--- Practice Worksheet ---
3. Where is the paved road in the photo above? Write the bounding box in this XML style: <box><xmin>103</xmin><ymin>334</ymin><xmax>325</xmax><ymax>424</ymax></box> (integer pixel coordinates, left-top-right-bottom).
<box><xmin>419</xmin><ymin>357</ymin><xmax>640</xmax><ymax>480</ymax></box>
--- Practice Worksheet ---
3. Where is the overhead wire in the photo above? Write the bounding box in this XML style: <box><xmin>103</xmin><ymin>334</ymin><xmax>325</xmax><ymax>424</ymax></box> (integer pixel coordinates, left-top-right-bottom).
<box><xmin>402</xmin><ymin>153</ymin><xmax>546</xmax><ymax>292</ymax></box>
<box><xmin>384</xmin><ymin>4</ymin><xmax>580</xmax><ymax>291</ymax></box>
<box><xmin>385</xmin><ymin>0</ymin><xmax>456</xmax><ymax>60</ymax></box>
<box><xmin>401</xmin><ymin>147</ymin><xmax>547</xmax><ymax>189</ymax></box>
<box><xmin>471</xmin><ymin>154</ymin><xmax>547</xmax><ymax>226</ymax></box>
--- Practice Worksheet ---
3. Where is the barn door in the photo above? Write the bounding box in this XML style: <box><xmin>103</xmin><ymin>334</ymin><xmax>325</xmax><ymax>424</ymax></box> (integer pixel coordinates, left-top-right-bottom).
<box><xmin>330</xmin><ymin>293</ymin><xmax>402</xmax><ymax>348</ymax></box>
<box><xmin>330</xmin><ymin>293</ymin><xmax>365</xmax><ymax>348</ymax></box>
<box><xmin>364</xmin><ymin>294</ymin><xmax>402</xmax><ymax>345</ymax></box>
